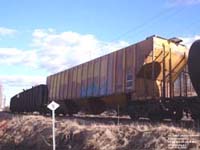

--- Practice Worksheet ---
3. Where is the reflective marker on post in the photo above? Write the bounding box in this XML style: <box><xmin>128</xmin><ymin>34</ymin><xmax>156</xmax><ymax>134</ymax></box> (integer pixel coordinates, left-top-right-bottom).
<box><xmin>47</xmin><ymin>101</ymin><xmax>60</xmax><ymax>150</ymax></box>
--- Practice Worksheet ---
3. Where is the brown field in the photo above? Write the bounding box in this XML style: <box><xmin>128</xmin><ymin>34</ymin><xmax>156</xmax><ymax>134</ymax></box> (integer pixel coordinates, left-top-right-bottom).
<box><xmin>0</xmin><ymin>112</ymin><xmax>200</xmax><ymax>150</ymax></box>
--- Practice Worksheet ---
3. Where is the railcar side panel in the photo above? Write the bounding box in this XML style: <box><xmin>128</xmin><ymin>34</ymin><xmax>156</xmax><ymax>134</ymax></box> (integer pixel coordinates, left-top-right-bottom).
<box><xmin>115</xmin><ymin>50</ymin><xmax>124</xmax><ymax>93</ymax></box>
<box><xmin>51</xmin><ymin>75</ymin><xmax>56</xmax><ymax>100</ymax></box>
<box><xmin>63</xmin><ymin>70</ymin><xmax>69</xmax><ymax>99</ymax></box>
<box><xmin>81</xmin><ymin>63</ymin><xmax>88</xmax><ymax>97</ymax></box>
<box><xmin>57</xmin><ymin>73</ymin><xmax>61</xmax><ymax>100</ymax></box>
<box><xmin>67</xmin><ymin>69</ymin><xmax>73</xmax><ymax>99</ymax></box>
<box><xmin>125</xmin><ymin>46</ymin><xmax>134</xmax><ymax>93</ymax></box>
<box><xmin>72</xmin><ymin>67</ymin><xmax>78</xmax><ymax>98</ymax></box>
<box><xmin>52</xmin><ymin>74</ymin><xmax>57</xmax><ymax>101</ymax></box>
<box><xmin>87</xmin><ymin>60</ymin><xmax>94</xmax><ymax>97</ymax></box>
<box><xmin>50</xmin><ymin>75</ymin><xmax>55</xmax><ymax>101</ymax></box>
<box><xmin>47</xmin><ymin>76</ymin><xmax>52</xmax><ymax>100</ymax></box>
<box><xmin>52</xmin><ymin>74</ymin><xmax>57</xmax><ymax>100</ymax></box>
<box><xmin>100</xmin><ymin>55</ymin><xmax>108</xmax><ymax>96</ymax></box>
<box><xmin>59</xmin><ymin>71</ymin><xmax>65</xmax><ymax>100</ymax></box>
<box><xmin>56</xmin><ymin>73</ymin><xmax>61</xmax><ymax>100</ymax></box>
<box><xmin>107</xmin><ymin>53</ymin><xmax>114</xmax><ymax>95</ymax></box>
<box><xmin>76</xmin><ymin>65</ymin><xmax>82</xmax><ymax>98</ymax></box>
<box><xmin>36</xmin><ymin>86</ymin><xmax>39</xmax><ymax>109</ymax></box>
<box><xmin>93</xmin><ymin>58</ymin><xmax>100</xmax><ymax>96</ymax></box>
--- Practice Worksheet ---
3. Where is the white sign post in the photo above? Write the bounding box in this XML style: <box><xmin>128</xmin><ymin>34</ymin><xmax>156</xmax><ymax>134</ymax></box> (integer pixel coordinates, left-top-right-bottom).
<box><xmin>47</xmin><ymin>101</ymin><xmax>60</xmax><ymax>150</ymax></box>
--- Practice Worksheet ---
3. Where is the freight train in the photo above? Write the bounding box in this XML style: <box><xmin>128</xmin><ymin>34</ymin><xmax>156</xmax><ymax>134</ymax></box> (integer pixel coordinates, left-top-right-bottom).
<box><xmin>10</xmin><ymin>35</ymin><xmax>200</xmax><ymax>121</ymax></box>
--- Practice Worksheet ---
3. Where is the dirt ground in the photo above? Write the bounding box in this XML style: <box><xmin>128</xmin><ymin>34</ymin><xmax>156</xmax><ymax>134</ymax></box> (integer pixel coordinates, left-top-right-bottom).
<box><xmin>0</xmin><ymin>112</ymin><xmax>200</xmax><ymax>150</ymax></box>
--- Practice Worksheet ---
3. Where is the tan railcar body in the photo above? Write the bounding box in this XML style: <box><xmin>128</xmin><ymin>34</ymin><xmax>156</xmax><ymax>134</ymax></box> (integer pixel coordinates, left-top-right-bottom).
<box><xmin>47</xmin><ymin>36</ymin><xmax>187</xmax><ymax>109</ymax></box>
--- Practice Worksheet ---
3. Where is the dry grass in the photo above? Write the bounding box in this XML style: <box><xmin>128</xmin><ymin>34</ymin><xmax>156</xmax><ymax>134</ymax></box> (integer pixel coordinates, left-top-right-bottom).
<box><xmin>0</xmin><ymin>112</ymin><xmax>200</xmax><ymax>150</ymax></box>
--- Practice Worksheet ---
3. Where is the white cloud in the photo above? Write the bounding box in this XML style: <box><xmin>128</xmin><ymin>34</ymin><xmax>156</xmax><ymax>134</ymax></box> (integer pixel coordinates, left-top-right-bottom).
<box><xmin>32</xmin><ymin>29</ymin><xmax>129</xmax><ymax>73</ymax></box>
<box><xmin>0</xmin><ymin>48</ymin><xmax>38</xmax><ymax>67</ymax></box>
<box><xmin>180</xmin><ymin>35</ymin><xmax>200</xmax><ymax>48</ymax></box>
<box><xmin>0</xmin><ymin>75</ymin><xmax>46</xmax><ymax>87</ymax></box>
<box><xmin>0</xmin><ymin>27</ymin><xmax>17</xmax><ymax>36</ymax></box>
<box><xmin>0</xmin><ymin>75</ymin><xmax>46</xmax><ymax>106</ymax></box>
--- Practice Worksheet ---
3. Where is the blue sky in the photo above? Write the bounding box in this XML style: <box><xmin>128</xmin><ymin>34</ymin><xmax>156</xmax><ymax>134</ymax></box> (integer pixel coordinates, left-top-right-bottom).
<box><xmin>0</xmin><ymin>0</ymin><xmax>200</xmax><ymax>106</ymax></box>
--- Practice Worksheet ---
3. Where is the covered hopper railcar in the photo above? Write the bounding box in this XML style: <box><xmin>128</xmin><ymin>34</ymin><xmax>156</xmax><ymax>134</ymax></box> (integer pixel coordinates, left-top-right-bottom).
<box><xmin>10</xmin><ymin>85</ymin><xmax>48</xmax><ymax>113</ymax></box>
<box><xmin>47</xmin><ymin>35</ymin><xmax>190</xmax><ymax>120</ymax></box>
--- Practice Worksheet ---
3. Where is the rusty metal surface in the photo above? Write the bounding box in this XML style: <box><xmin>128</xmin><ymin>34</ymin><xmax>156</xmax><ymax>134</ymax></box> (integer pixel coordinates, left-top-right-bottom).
<box><xmin>72</xmin><ymin>67</ymin><xmax>78</xmax><ymax>98</ymax></box>
<box><xmin>93</xmin><ymin>58</ymin><xmax>100</xmax><ymax>96</ymax></box>
<box><xmin>76</xmin><ymin>65</ymin><xmax>82</xmax><ymax>98</ymax></box>
<box><xmin>100</xmin><ymin>55</ymin><xmax>108</xmax><ymax>95</ymax></box>
<box><xmin>59</xmin><ymin>71</ymin><xmax>65</xmax><ymax>100</ymax></box>
<box><xmin>63</xmin><ymin>70</ymin><xmax>68</xmax><ymax>99</ymax></box>
<box><xmin>81</xmin><ymin>62</ymin><xmax>88</xmax><ymax>97</ymax></box>
<box><xmin>87</xmin><ymin>60</ymin><xmax>94</xmax><ymax>97</ymax></box>
<box><xmin>107</xmin><ymin>54</ymin><xmax>114</xmax><ymax>95</ymax></box>
<box><xmin>125</xmin><ymin>46</ymin><xmax>134</xmax><ymax>93</ymax></box>
<box><xmin>68</xmin><ymin>68</ymin><xmax>73</xmax><ymax>99</ymax></box>
<box><xmin>115</xmin><ymin>50</ymin><xmax>124</xmax><ymax>93</ymax></box>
